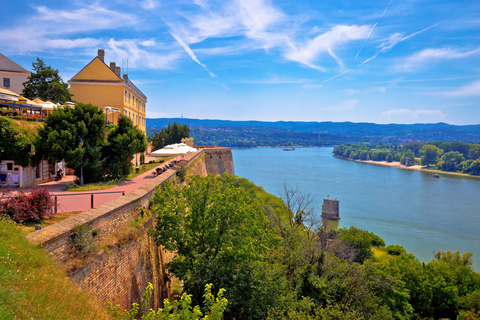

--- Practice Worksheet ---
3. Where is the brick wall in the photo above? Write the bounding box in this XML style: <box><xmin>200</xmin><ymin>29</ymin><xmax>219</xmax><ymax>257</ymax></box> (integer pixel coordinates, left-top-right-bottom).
<box><xmin>26</xmin><ymin>148</ymin><xmax>232</xmax><ymax>310</ymax></box>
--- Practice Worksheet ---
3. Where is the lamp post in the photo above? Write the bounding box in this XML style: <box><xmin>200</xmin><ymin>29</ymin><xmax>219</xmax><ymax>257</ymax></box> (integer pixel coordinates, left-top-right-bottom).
<box><xmin>79</xmin><ymin>138</ymin><xmax>84</xmax><ymax>186</ymax></box>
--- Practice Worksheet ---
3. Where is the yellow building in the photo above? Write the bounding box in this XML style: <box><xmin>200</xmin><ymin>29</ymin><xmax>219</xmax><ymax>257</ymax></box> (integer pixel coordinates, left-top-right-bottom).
<box><xmin>68</xmin><ymin>49</ymin><xmax>147</xmax><ymax>133</ymax></box>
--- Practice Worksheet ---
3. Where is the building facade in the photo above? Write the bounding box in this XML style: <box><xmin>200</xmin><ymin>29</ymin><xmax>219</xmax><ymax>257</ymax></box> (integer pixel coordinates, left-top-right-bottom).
<box><xmin>68</xmin><ymin>49</ymin><xmax>147</xmax><ymax>133</ymax></box>
<box><xmin>0</xmin><ymin>53</ymin><xmax>30</xmax><ymax>95</ymax></box>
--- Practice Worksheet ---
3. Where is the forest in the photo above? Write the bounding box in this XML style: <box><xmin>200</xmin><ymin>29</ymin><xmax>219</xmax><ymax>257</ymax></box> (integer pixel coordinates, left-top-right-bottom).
<box><xmin>113</xmin><ymin>174</ymin><xmax>480</xmax><ymax>319</ymax></box>
<box><xmin>333</xmin><ymin>142</ymin><xmax>480</xmax><ymax>176</ymax></box>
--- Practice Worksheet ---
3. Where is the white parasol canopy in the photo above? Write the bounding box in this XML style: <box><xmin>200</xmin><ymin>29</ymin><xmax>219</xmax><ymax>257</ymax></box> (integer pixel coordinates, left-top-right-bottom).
<box><xmin>150</xmin><ymin>143</ymin><xmax>197</xmax><ymax>157</ymax></box>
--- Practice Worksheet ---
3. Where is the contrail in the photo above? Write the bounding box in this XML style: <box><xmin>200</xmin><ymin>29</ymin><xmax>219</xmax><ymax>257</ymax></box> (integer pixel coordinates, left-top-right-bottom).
<box><xmin>171</xmin><ymin>32</ymin><xmax>216</xmax><ymax>78</ymax></box>
<box><xmin>322</xmin><ymin>70</ymin><xmax>349</xmax><ymax>84</ymax></box>
<box><xmin>355</xmin><ymin>0</ymin><xmax>394</xmax><ymax>59</ymax></box>
<box><xmin>358</xmin><ymin>21</ymin><xmax>441</xmax><ymax>67</ymax></box>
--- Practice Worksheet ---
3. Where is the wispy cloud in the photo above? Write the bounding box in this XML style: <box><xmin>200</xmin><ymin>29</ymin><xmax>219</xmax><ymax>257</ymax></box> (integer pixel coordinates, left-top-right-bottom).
<box><xmin>381</xmin><ymin>109</ymin><xmax>445</xmax><ymax>122</ymax></box>
<box><xmin>395</xmin><ymin>47</ymin><xmax>480</xmax><ymax>72</ymax></box>
<box><xmin>240</xmin><ymin>75</ymin><xmax>310</xmax><ymax>85</ymax></box>
<box><xmin>171</xmin><ymin>33</ymin><xmax>216</xmax><ymax>77</ymax></box>
<box><xmin>286</xmin><ymin>25</ymin><xmax>369</xmax><ymax>71</ymax></box>
<box><xmin>435</xmin><ymin>80</ymin><xmax>480</xmax><ymax>97</ymax></box>
<box><xmin>345</xmin><ymin>89</ymin><xmax>360</xmax><ymax>95</ymax></box>
<box><xmin>359</xmin><ymin>22</ymin><xmax>441</xmax><ymax>66</ymax></box>
<box><xmin>107</xmin><ymin>38</ymin><xmax>180</xmax><ymax>70</ymax></box>
<box><xmin>355</xmin><ymin>0</ymin><xmax>394</xmax><ymax>59</ymax></box>
<box><xmin>325</xmin><ymin>99</ymin><xmax>358</xmax><ymax>112</ymax></box>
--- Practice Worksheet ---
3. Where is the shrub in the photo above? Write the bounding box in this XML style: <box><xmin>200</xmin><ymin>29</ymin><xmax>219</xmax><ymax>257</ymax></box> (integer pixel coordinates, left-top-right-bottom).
<box><xmin>386</xmin><ymin>245</ymin><xmax>406</xmax><ymax>256</ymax></box>
<box><xmin>69</xmin><ymin>224</ymin><xmax>97</xmax><ymax>258</ymax></box>
<box><xmin>0</xmin><ymin>188</ymin><xmax>54</xmax><ymax>223</ymax></box>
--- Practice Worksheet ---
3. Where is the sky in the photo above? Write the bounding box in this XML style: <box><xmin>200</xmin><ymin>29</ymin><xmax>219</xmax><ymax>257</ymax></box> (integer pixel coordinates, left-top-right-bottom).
<box><xmin>1</xmin><ymin>0</ymin><xmax>480</xmax><ymax>125</ymax></box>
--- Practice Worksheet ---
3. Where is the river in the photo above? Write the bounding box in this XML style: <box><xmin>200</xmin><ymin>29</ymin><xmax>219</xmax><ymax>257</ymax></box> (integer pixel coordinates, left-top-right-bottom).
<box><xmin>232</xmin><ymin>147</ymin><xmax>480</xmax><ymax>270</ymax></box>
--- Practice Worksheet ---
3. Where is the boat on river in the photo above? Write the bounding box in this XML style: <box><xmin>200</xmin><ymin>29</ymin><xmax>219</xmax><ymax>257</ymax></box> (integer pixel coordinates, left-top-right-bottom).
<box><xmin>283</xmin><ymin>147</ymin><xmax>295</xmax><ymax>151</ymax></box>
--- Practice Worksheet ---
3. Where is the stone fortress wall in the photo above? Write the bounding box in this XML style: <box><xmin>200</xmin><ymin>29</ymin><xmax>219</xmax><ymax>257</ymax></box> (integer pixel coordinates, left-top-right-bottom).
<box><xmin>26</xmin><ymin>147</ymin><xmax>234</xmax><ymax>310</ymax></box>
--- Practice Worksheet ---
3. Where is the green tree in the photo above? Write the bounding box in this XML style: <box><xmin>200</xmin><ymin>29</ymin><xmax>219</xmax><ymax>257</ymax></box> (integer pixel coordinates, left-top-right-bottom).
<box><xmin>0</xmin><ymin>117</ymin><xmax>33</xmax><ymax>167</ymax></box>
<box><xmin>22</xmin><ymin>57</ymin><xmax>72</xmax><ymax>103</ymax></box>
<box><xmin>151</xmin><ymin>121</ymin><xmax>190</xmax><ymax>150</ymax></box>
<box><xmin>102</xmin><ymin>116</ymin><xmax>147</xmax><ymax>177</ymax></box>
<box><xmin>439</xmin><ymin>151</ymin><xmax>465</xmax><ymax>172</ymax></box>
<box><xmin>420</xmin><ymin>144</ymin><xmax>444</xmax><ymax>167</ymax></box>
<box><xmin>35</xmin><ymin>103</ymin><xmax>106</xmax><ymax>183</ymax></box>
<box><xmin>151</xmin><ymin>175</ymin><xmax>282</xmax><ymax>320</ymax></box>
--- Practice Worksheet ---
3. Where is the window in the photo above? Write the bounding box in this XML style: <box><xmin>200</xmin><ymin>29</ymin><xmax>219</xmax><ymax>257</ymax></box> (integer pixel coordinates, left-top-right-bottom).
<box><xmin>3</xmin><ymin>78</ymin><xmax>10</xmax><ymax>88</ymax></box>
<box><xmin>129</xmin><ymin>93</ymin><xmax>131</xmax><ymax>104</ymax></box>
<box><xmin>125</xmin><ymin>90</ymin><xmax>127</xmax><ymax>102</ymax></box>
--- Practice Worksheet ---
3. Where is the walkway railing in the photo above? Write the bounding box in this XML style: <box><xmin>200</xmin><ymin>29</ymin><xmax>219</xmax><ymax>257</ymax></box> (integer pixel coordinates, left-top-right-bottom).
<box><xmin>50</xmin><ymin>191</ymin><xmax>125</xmax><ymax>214</ymax></box>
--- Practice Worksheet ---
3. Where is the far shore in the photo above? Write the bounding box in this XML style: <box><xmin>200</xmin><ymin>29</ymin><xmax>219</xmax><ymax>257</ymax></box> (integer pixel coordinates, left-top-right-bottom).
<box><xmin>335</xmin><ymin>156</ymin><xmax>480</xmax><ymax>179</ymax></box>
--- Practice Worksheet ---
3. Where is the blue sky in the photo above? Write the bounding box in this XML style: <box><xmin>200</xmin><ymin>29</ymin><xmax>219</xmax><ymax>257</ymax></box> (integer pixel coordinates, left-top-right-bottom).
<box><xmin>2</xmin><ymin>0</ymin><xmax>480</xmax><ymax>124</ymax></box>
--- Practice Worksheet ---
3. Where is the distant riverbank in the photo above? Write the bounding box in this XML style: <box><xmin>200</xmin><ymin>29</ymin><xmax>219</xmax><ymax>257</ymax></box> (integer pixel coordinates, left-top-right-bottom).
<box><xmin>336</xmin><ymin>156</ymin><xmax>480</xmax><ymax>179</ymax></box>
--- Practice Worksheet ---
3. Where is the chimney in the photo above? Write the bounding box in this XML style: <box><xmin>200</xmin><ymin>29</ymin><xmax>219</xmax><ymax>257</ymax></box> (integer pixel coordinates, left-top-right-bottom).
<box><xmin>97</xmin><ymin>49</ymin><xmax>105</xmax><ymax>62</ymax></box>
<box><xmin>115</xmin><ymin>66</ymin><xmax>121</xmax><ymax>76</ymax></box>
<box><xmin>123</xmin><ymin>74</ymin><xmax>128</xmax><ymax>81</ymax></box>
<box><xmin>110</xmin><ymin>62</ymin><xmax>116</xmax><ymax>71</ymax></box>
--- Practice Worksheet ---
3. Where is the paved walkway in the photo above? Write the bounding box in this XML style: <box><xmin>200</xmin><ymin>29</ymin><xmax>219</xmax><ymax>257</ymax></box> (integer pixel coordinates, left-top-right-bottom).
<box><xmin>1</xmin><ymin>155</ymin><xmax>181</xmax><ymax>213</ymax></box>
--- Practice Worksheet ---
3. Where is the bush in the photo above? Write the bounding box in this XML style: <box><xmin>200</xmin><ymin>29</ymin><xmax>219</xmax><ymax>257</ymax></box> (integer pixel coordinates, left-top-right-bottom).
<box><xmin>69</xmin><ymin>224</ymin><xmax>97</xmax><ymax>258</ymax></box>
<box><xmin>0</xmin><ymin>188</ymin><xmax>54</xmax><ymax>223</ymax></box>
<box><xmin>386</xmin><ymin>245</ymin><xmax>406</xmax><ymax>256</ymax></box>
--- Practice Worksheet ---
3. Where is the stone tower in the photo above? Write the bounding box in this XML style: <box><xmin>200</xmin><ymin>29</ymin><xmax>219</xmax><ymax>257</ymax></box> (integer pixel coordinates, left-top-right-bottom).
<box><xmin>321</xmin><ymin>197</ymin><xmax>340</xmax><ymax>229</ymax></box>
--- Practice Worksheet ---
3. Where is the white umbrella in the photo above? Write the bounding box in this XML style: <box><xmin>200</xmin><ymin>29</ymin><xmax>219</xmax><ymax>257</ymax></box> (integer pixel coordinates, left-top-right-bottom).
<box><xmin>150</xmin><ymin>143</ymin><xmax>197</xmax><ymax>157</ymax></box>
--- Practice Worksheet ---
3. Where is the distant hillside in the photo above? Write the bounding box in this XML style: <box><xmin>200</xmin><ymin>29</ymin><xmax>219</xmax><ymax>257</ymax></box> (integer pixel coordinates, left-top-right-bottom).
<box><xmin>146</xmin><ymin>118</ymin><xmax>480</xmax><ymax>147</ymax></box>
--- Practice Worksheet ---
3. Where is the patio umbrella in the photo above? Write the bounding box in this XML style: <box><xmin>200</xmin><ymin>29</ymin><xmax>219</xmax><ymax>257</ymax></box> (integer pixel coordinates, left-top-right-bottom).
<box><xmin>150</xmin><ymin>143</ymin><xmax>197</xmax><ymax>157</ymax></box>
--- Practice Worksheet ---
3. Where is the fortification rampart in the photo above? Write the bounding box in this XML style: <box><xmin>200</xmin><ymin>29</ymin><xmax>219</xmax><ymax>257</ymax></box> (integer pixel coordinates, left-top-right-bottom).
<box><xmin>26</xmin><ymin>147</ymin><xmax>234</xmax><ymax>310</ymax></box>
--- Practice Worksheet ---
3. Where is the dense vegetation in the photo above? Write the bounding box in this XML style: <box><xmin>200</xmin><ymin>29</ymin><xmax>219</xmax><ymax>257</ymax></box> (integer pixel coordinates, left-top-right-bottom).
<box><xmin>34</xmin><ymin>103</ymin><xmax>146</xmax><ymax>182</ymax></box>
<box><xmin>188</xmin><ymin>126</ymin><xmax>365</xmax><ymax>148</ymax></box>
<box><xmin>150</xmin><ymin>121</ymin><xmax>190</xmax><ymax>150</ymax></box>
<box><xmin>151</xmin><ymin>174</ymin><xmax>480</xmax><ymax>319</ymax></box>
<box><xmin>333</xmin><ymin>142</ymin><xmax>480</xmax><ymax>175</ymax></box>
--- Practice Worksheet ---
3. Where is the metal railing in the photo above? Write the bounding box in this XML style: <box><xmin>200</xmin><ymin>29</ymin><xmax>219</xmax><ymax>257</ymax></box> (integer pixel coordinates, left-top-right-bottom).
<box><xmin>50</xmin><ymin>191</ymin><xmax>126</xmax><ymax>214</ymax></box>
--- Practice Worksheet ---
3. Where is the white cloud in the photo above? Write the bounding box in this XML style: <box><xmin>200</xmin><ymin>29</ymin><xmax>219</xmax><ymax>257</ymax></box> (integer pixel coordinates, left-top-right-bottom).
<box><xmin>381</xmin><ymin>109</ymin><xmax>445</xmax><ymax>122</ymax></box>
<box><xmin>286</xmin><ymin>25</ymin><xmax>369</xmax><ymax>71</ymax></box>
<box><xmin>435</xmin><ymin>80</ymin><xmax>480</xmax><ymax>97</ymax></box>
<box><xmin>141</xmin><ymin>0</ymin><xmax>159</xmax><ymax>10</ymax></box>
<box><xmin>345</xmin><ymin>89</ymin><xmax>360</xmax><ymax>95</ymax></box>
<box><xmin>45</xmin><ymin>38</ymin><xmax>101</xmax><ymax>49</ymax></box>
<box><xmin>369</xmin><ymin>86</ymin><xmax>386</xmax><ymax>94</ymax></box>
<box><xmin>325</xmin><ymin>99</ymin><xmax>358</xmax><ymax>112</ymax></box>
<box><xmin>107</xmin><ymin>38</ymin><xmax>180</xmax><ymax>70</ymax></box>
<box><xmin>395</xmin><ymin>47</ymin><xmax>480</xmax><ymax>72</ymax></box>
<box><xmin>240</xmin><ymin>76</ymin><xmax>310</xmax><ymax>85</ymax></box>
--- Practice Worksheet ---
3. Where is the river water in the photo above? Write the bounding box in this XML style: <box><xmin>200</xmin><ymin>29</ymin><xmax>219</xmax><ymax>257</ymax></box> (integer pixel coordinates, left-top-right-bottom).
<box><xmin>232</xmin><ymin>147</ymin><xmax>480</xmax><ymax>270</ymax></box>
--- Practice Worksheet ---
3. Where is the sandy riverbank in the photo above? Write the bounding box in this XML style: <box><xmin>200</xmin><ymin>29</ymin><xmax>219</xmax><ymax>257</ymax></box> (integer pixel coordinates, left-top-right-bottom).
<box><xmin>352</xmin><ymin>159</ymin><xmax>480</xmax><ymax>179</ymax></box>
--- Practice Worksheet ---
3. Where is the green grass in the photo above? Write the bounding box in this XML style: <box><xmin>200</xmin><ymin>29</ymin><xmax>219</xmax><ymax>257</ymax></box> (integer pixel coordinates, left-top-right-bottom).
<box><xmin>18</xmin><ymin>211</ymin><xmax>82</xmax><ymax>233</ymax></box>
<box><xmin>0</xmin><ymin>218</ymin><xmax>112</xmax><ymax>319</ymax></box>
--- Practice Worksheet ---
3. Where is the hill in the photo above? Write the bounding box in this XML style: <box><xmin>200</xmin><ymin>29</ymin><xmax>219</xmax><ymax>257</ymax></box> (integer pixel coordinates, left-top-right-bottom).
<box><xmin>146</xmin><ymin>118</ymin><xmax>480</xmax><ymax>147</ymax></box>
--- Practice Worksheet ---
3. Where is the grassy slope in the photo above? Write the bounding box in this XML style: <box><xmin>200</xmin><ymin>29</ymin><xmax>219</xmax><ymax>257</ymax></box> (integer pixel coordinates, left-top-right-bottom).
<box><xmin>0</xmin><ymin>219</ymin><xmax>111</xmax><ymax>320</ymax></box>
<box><xmin>5</xmin><ymin>117</ymin><xmax>43</xmax><ymax>136</ymax></box>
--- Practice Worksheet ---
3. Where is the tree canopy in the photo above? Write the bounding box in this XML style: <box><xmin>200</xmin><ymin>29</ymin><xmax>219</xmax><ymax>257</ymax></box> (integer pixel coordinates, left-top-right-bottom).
<box><xmin>150</xmin><ymin>174</ymin><xmax>480</xmax><ymax>319</ymax></box>
<box><xmin>22</xmin><ymin>57</ymin><xmax>72</xmax><ymax>103</ymax></box>
<box><xmin>0</xmin><ymin>117</ymin><xmax>34</xmax><ymax>167</ymax></box>
<box><xmin>35</xmin><ymin>103</ymin><xmax>106</xmax><ymax>183</ymax></box>
<box><xmin>151</xmin><ymin>121</ymin><xmax>189</xmax><ymax>150</ymax></box>
<box><xmin>102</xmin><ymin>116</ymin><xmax>147</xmax><ymax>177</ymax></box>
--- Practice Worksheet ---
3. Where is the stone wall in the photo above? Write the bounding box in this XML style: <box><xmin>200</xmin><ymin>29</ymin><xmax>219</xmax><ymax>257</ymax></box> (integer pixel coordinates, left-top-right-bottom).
<box><xmin>26</xmin><ymin>147</ymin><xmax>233</xmax><ymax>310</ymax></box>
<box><xmin>203</xmin><ymin>147</ymin><xmax>235</xmax><ymax>177</ymax></box>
